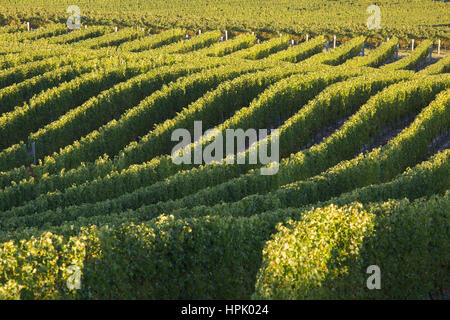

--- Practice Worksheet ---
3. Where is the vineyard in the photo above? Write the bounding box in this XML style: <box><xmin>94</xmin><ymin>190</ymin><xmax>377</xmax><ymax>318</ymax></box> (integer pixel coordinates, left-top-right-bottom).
<box><xmin>0</xmin><ymin>0</ymin><xmax>450</xmax><ymax>43</ymax></box>
<box><xmin>0</xmin><ymin>18</ymin><xmax>449</xmax><ymax>300</ymax></box>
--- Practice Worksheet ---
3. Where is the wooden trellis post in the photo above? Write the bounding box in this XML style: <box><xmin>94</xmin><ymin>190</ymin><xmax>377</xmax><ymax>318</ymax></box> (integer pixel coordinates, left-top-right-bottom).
<box><xmin>438</xmin><ymin>40</ymin><xmax>441</xmax><ymax>55</ymax></box>
<box><xmin>27</xmin><ymin>22</ymin><xmax>30</xmax><ymax>31</ymax></box>
<box><xmin>333</xmin><ymin>35</ymin><xmax>336</xmax><ymax>49</ymax></box>
<box><xmin>31</xmin><ymin>141</ymin><xmax>36</xmax><ymax>165</ymax></box>
<box><xmin>198</xmin><ymin>29</ymin><xmax>201</xmax><ymax>35</ymax></box>
<box><xmin>306</xmin><ymin>34</ymin><xmax>309</xmax><ymax>41</ymax></box>
<box><xmin>411</xmin><ymin>39</ymin><xmax>414</xmax><ymax>51</ymax></box>
<box><xmin>27</xmin><ymin>141</ymin><xmax>36</xmax><ymax>165</ymax></box>
<box><xmin>115</xmin><ymin>26</ymin><xmax>118</xmax><ymax>32</ymax></box>
<box><xmin>225</xmin><ymin>30</ymin><xmax>228</xmax><ymax>41</ymax></box>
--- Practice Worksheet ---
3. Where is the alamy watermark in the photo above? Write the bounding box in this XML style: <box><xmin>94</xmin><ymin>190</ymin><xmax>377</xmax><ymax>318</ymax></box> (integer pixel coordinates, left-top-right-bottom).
<box><xmin>67</xmin><ymin>5</ymin><xmax>81</xmax><ymax>30</ymax></box>
<box><xmin>66</xmin><ymin>264</ymin><xmax>82</xmax><ymax>290</ymax></box>
<box><xmin>171</xmin><ymin>121</ymin><xmax>279</xmax><ymax>175</ymax></box>
<box><xmin>366</xmin><ymin>5</ymin><xmax>381</xmax><ymax>30</ymax></box>
<box><xmin>366</xmin><ymin>265</ymin><xmax>381</xmax><ymax>290</ymax></box>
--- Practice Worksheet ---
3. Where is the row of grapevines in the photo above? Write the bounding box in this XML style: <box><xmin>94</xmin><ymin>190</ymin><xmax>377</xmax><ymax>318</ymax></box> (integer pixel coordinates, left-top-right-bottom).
<box><xmin>341</xmin><ymin>37</ymin><xmax>398</xmax><ymax>68</ymax></box>
<box><xmin>0</xmin><ymin>51</ymin><xmax>197</xmax><ymax>151</ymax></box>
<box><xmin>0</xmin><ymin>67</ymin><xmax>129</xmax><ymax>150</ymax></box>
<box><xmin>0</xmin><ymin>55</ymin><xmax>72</xmax><ymax>89</ymax></box>
<box><xmin>3</xmin><ymin>1</ymin><xmax>449</xmax><ymax>40</ymax></box>
<box><xmin>0</xmin><ymin>65</ymin><xmax>316</xmax><ymax>214</ymax></box>
<box><xmin>0</xmin><ymin>24</ymin><xmax>27</xmax><ymax>34</ymax></box>
<box><xmin>267</xmin><ymin>36</ymin><xmax>324</xmax><ymax>63</ymax></box>
<box><xmin>106</xmin><ymin>72</ymin><xmax>416</xmax><ymax>213</ymax></box>
<box><xmin>166</xmin><ymin>70</ymin><xmax>410</xmax><ymax>168</ymax></box>
<box><xmin>0</xmin><ymin>41</ymin><xmax>120</xmax><ymax>69</ymax></box>
<box><xmin>74</xmin><ymin>27</ymin><xmax>143</xmax><ymax>49</ymax></box>
<box><xmin>254</xmin><ymin>194</ymin><xmax>449</xmax><ymax>299</ymax></box>
<box><xmin>1</xmin><ymin>23</ymin><xmax>68</xmax><ymax>42</ymax></box>
<box><xmin>0</xmin><ymin>63</ymin><xmax>94</xmax><ymax>115</ymax></box>
<box><xmin>27</xmin><ymin>64</ymin><xmax>217</xmax><ymax>161</ymax></box>
<box><xmin>162</xmin><ymin>30</ymin><xmax>223</xmax><ymax>54</ymax></box>
<box><xmin>5</xmin><ymin>130</ymin><xmax>448</xmax><ymax>232</ymax></box>
<box><xmin>190</xmin><ymin>69</ymin><xmax>361</xmax><ymax>158</ymax></box>
<box><xmin>299</xmin><ymin>36</ymin><xmax>365</xmax><ymax>66</ymax></box>
<box><xmin>0</xmin><ymin>59</ymin><xmax>265</xmax><ymax>189</ymax></box>
<box><xmin>76</xmin><ymin>71</ymin><xmax>408</xmax><ymax>212</ymax></box>
<box><xmin>113</xmin><ymin>67</ymin><xmax>307</xmax><ymax>168</ymax></box>
<box><xmin>108</xmin><ymin>67</ymin><xmax>334</xmax><ymax>176</ymax></box>
<box><xmin>3</xmin><ymin>145</ymin><xmax>447</xmax><ymax>243</ymax></box>
<box><xmin>230</xmin><ymin>36</ymin><xmax>290</xmax><ymax>60</ymax></box>
<box><xmin>4</xmin><ymin>121</ymin><xmax>445</xmax><ymax>227</ymax></box>
<box><xmin>272</xmin><ymin>86</ymin><xmax>450</xmax><ymax>208</ymax></box>
<box><xmin>327</xmin><ymin>148</ymin><xmax>450</xmax><ymax>206</ymax></box>
<box><xmin>0</xmin><ymin>68</ymin><xmax>398</xmax><ymax>212</ymax></box>
<box><xmin>198</xmin><ymin>33</ymin><xmax>257</xmax><ymax>57</ymax></box>
<box><xmin>418</xmin><ymin>54</ymin><xmax>450</xmax><ymax>75</ymax></box>
<box><xmin>98</xmin><ymin>68</ymin><xmax>363</xmax><ymax>192</ymax></box>
<box><xmin>34</xmin><ymin>62</ymin><xmax>264</xmax><ymax>176</ymax></box>
<box><xmin>381</xmin><ymin>39</ymin><xmax>433</xmax><ymax>70</ymax></box>
<box><xmin>134</xmin><ymin>148</ymin><xmax>450</xmax><ymax>221</ymax></box>
<box><xmin>0</xmin><ymin>69</ymin><xmax>410</xmax><ymax>218</ymax></box>
<box><xmin>0</xmin><ymin>46</ymin><xmax>68</xmax><ymax>69</ymax></box>
<box><xmin>127</xmin><ymin>75</ymin><xmax>449</xmax><ymax>210</ymax></box>
<box><xmin>0</xmin><ymin>46</ymin><xmax>21</xmax><ymax>56</ymax></box>
<box><xmin>196</xmin><ymin>89</ymin><xmax>450</xmax><ymax>218</ymax></box>
<box><xmin>0</xmin><ymin>63</ymin><xmax>161</xmax><ymax>170</ymax></box>
<box><xmin>0</xmin><ymin>45</ymin><xmax>112</xmax><ymax>78</ymax></box>
<box><xmin>1</xmin><ymin>192</ymin><xmax>446</xmax><ymax>299</ymax></box>
<box><xmin>46</xmin><ymin>26</ymin><xmax>109</xmax><ymax>45</ymax></box>
<box><xmin>0</xmin><ymin>66</ymin><xmax>296</xmax><ymax>213</ymax></box>
<box><xmin>119</xmin><ymin>28</ymin><xmax>185</xmax><ymax>52</ymax></box>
